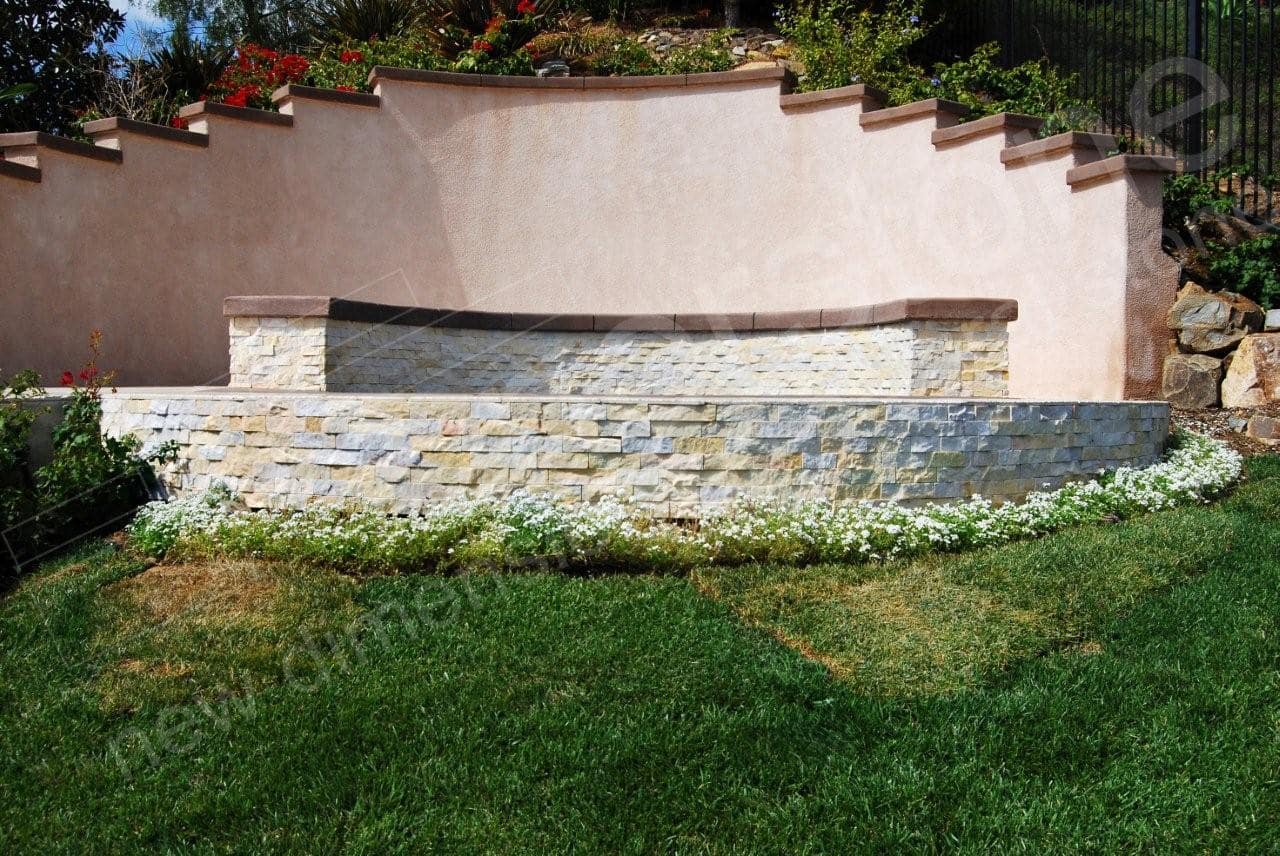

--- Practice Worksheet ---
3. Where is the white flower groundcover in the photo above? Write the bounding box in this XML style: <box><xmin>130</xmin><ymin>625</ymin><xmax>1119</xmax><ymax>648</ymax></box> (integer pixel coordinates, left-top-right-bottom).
<box><xmin>128</xmin><ymin>433</ymin><xmax>1244</xmax><ymax>573</ymax></box>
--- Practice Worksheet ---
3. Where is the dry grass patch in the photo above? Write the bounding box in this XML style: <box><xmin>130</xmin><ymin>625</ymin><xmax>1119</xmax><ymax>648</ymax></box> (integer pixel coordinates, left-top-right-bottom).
<box><xmin>93</xmin><ymin>558</ymin><xmax>360</xmax><ymax>713</ymax></box>
<box><xmin>697</xmin><ymin>563</ymin><xmax>1051</xmax><ymax>697</ymax></box>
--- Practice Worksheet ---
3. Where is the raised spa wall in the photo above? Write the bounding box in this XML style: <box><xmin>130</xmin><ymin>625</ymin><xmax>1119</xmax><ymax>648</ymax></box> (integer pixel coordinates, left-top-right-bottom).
<box><xmin>224</xmin><ymin>296</ymin><xmax>1016</xmax><ymax>398</ymax></box>
<box><xmin>92</xmin><ymin>293</ymin><xmax>1170</xmax><ymax>515</ymax></box>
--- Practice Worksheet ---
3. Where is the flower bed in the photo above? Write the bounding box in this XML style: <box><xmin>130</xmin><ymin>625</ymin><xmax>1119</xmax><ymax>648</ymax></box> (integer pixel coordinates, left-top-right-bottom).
<box><xmin>128</xmin><ymin>433</ymin><xmax>1243</xmax><ymax>575</ymax></box>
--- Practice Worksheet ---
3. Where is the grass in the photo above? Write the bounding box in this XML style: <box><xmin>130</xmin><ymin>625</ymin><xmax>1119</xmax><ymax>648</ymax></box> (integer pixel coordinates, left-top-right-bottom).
<box><xmin>1</xmin><ymin>455</ymin><xmax>1278</xmax><ymax>852</ymax></box>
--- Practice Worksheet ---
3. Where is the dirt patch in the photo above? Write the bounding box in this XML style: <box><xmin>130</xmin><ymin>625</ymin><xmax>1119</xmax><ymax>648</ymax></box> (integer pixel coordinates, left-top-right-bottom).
<box><xmin>105</xmin><ymin>561</ymin><xmax>283</xmax><ymax>627</ymax></box>
<box><xmin>1173</xmin><ymin>403</ymin><xmax>1280</xmax><ymax>458</ymax></box>
<box><xmin>1067</xmin><ymin>640</ymin><xmax>1105</xmax><ymax>656</ymax></box>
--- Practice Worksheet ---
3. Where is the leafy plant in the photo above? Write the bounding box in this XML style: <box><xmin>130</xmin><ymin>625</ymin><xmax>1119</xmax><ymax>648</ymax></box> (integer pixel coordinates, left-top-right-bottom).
<box><xmin>421</xmin><ymin>0</ymin><xmax>558</xmax><ymax>60</ymax></box>
<box><xmin>779</xmin><ymin>0</ymin><xmax>928</xmax><ymax>94</ymax></box>
<box><xmin>588</xmin><ymin>37</ymin><xmax>661</xmax><ymax>76</ymax></box>
<box><xmin>662</xmin><ymin>30</ymin><xmax>736</xmax><ymax>75</ymax></box>
<box><xmin>208</xmin><ymin>43</ymin><xmax>311</xmax><ymax>109</ymax></box>
<box><xmin>309</xmin><ymin>0</ymin><xmax>426</xmax><ymax>44</ymax></box>
<box><xmin>896</xmin><ymin>42</ymin><xmax>1091</xmax><ymax>128</ymax></box>
<box><xmin>1</xmin><ymin>333</ymin><xmax>175</xmax><ymax>575</ymax></box>
<box><xmin>1</xmin><ymin>0</ymin><xmax>123</xmax><ymax>133</ymax></box>
<box><xmin>1206</xmin><ymin>234</ymin><xmax>1280</xmax><ymax>310</ymax></box>
<box><xmin>1163</xmin><ymin>171</ymin><xmax>1238</xmax><ymax>230</ymax></box>
<box><xmin>309</xmin><ymin>32</ymin><xmax>447</xmax><ymax>91</ymax></box>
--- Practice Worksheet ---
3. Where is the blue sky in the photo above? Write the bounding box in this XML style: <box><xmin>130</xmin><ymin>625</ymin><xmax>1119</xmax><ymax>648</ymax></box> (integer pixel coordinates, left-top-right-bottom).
<box><xmin>107</xmin><ymin>0</ymin><xmax>170</xmax><ymax>54</ymax></box>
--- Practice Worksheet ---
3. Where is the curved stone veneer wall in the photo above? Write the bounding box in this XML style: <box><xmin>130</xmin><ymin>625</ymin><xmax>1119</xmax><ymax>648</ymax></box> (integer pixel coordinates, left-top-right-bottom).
<box><xmin>2</xmin><ymin>67</ymin><xmax>1175</xmax><ymax>400</ymax></box>
<box><xmin>225</xmin><ymin>295</ymin><xmax>1015</xmax><ymax>397</ymax></box>
<box><xmin>101</xmin><ymin>390</ymin><xmax>1169</xmax><ymax>515</ymax></box>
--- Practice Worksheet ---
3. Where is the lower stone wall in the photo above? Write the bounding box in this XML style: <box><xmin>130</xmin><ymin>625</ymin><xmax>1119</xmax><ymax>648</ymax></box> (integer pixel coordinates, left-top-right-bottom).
<box><xmin>102</xmin><ymin>390</ymin><xmax>1168</xmax><ymax>516</ymax></box>
<box><xmin>228</xmin><ymin>316</ymin><xmax>1010</xmax><ymax>398</ymax></box>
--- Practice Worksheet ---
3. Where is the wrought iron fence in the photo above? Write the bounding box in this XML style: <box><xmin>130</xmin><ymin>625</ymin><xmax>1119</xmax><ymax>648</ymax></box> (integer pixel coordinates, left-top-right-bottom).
<box><xmin>917</xmin><ymin>0</ymin><xmax>1278</xmax><ymax>218</ymax></box>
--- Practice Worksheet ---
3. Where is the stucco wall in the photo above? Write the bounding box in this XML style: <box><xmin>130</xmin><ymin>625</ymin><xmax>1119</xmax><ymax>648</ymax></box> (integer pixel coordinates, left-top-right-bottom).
<box><xmin>0</xmin><ymin>69</ymin><xmax>1176</xmax><ymax>399</ymax></box>
<box><xmin>100</xmin><ymin>389</ymin><xmax>1169</xmax><ymax>515</ymax></box>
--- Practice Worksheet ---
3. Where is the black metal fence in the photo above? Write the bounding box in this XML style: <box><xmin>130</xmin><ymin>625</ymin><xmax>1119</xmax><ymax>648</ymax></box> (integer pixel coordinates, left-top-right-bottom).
<box><xmin>917</xmin><ymin>0</ymin><xmax>1278</xmax><ymax>219</ymax></box>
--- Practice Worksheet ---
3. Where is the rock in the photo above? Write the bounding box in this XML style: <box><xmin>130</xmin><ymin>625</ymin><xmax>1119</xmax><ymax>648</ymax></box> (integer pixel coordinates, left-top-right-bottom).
<box><xmin>536</xmin><ymin>60</ymin><xmax>570</xmax><ymax>78</ymax></box>
<box><xmin>731</xmin><ymin>45</ymin><xmax>746</xmax><ymax>56</ymax></box>
<box><xmin>1188</xmin><ymin>209</ymin><xmax>1270</xmax><ymax>248</ymax></box>
<box><xmin>1227</xmin><ymin>415</ymin><xmax>1249</xmax><ymax>431</ymax></box>
<box><xmin>1267</xmin><ymin>309</ymin><xmax>1280</xmax><ymax>331</ymax></box>
<box><xmin>1221</xmin><ymin>333</ymin><xmax>1280</xmax><ymax>407</ymax></box>
<box><xmin>1161</xmin><ymin>353</ymin><xmax>1222</xmax><ymax>409</ymax></box>
<box><xmin>1248</xmin><ymin>415</ymin><xmax>1280</xmax><ymax>445</ymax></box>
<box><xmin>1166</xmin><ymin>282</ymin><xmax>1264</xmax><ymax>353</ymax></box>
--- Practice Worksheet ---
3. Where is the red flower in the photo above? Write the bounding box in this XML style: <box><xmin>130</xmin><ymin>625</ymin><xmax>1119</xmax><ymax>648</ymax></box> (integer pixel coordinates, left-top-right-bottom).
<box><xmin>336</xmin><ymin>84</ymin><xmax>356</xmax><ymax>92</ymax></box>
<box><xmin>485</xmin><ymin>14</ymin><xmax>504</xmax><ymax>32</ymax></box>
<box><xmin>169</xmin><ymin>115</ymin><xmax>188</xmax><ymax>129</ymax></box>
<box><xmin>340</xmin><ymin>49</ymin><xmax>364</xmax><ymax>64</ymax></box>
<box><xmin>473</xmin><ymin>38</ymin><xmax>493</xmax><ymax>52</ymax></box>
<box><xmin>516</xmin><ymin>0</ymin><xmax>536</xmax><ymax>14</ymax></box>
<box><xmin>60</xmin><ymin>371</ymin><xmax>74</xmax><ymax>387</ymax></box>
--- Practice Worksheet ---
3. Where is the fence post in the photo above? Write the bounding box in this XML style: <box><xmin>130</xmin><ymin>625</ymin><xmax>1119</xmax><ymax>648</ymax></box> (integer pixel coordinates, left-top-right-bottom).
<box><xmin>1004</xmin><ymin>0</ymin><xmax>1015</xmax><ymax>66</ymax></box>
<box><xmin>1186</xmin><ymin>0</ymin><xmax>1204</xmax><ymax>166</ymax></box>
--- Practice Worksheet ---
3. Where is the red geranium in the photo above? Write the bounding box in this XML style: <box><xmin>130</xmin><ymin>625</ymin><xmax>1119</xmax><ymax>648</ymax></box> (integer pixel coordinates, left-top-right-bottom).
<box><xmin>340</xmin><ymin>49</ymin><xmax>364</xmax><ymax>64</ymax></box>
<box><xmin>336</xmin><ymin>84</ymin><xmax>356</xmax><ymax>92</ymax></box>
<box><xmin>60</xmin><ymin>371</ymin><xmax>74</xmax><ymax>387</ymax></box>
<box><xmin>209</xmin><ymin>44</ymin><xmax>309</xmax><ymax>111</ymax></box>
<box><xmin>516</xmin><ymin>0</ymin><xmax>536</xmax><ymax>14</ymax></box>
<box><xmin>472</xmin><ymin>38</ymin><xmax>493</xmax><ymax>52</ymax></box>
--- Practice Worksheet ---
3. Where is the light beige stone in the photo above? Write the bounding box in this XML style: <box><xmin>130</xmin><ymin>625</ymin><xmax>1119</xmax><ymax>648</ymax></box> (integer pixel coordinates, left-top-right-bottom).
<box><xmin>1221</xmin><ymin>333</ymin><xmax>1280</xmax><ymax>408</ymax></box>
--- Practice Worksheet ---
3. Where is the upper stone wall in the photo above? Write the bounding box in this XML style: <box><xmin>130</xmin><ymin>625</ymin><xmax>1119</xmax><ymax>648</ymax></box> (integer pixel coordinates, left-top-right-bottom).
<box><xmin>224</xmin><ymin>295</ymin><xmax>1015</xmax><ymax>398</ymax></box>
<box><xmin>0</xmin><ymin>68</ymin><xmax>1176</xmax><ymax>399</ymax></box>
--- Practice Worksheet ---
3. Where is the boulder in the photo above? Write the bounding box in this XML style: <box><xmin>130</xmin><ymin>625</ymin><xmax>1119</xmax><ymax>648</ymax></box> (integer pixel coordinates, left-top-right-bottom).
<box><xmin>1166</xmin><ymin>283</ymin><xmax>1264</xmax><ymax>353</ymax></box>
<box><xmin>1248</xmin><ymin>415</ymin><xmax>1280</xmax><ymax>445</ymax></box>
<box><xmin>1160</xmin><ymin>353</ymin><xmax>1222</xmax><ymax>409</ymax></box>
<box><xmin>1266</xmin><ymin>308</ymin><xmax>1280</xmax><ymax>332</ymax></box>
<box><xmin>1221</xmin><ymin>333</ymin><xmax>1280</xmax><ymax>407</ymax></box>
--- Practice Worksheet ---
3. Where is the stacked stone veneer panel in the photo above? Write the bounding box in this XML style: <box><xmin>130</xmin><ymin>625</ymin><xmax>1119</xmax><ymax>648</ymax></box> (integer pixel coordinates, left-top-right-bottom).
<box><xmin>226</xmin><ymin>298</ymin><xmax>1013</xmax><ymax>398</ymax></box>
<box><xmin>101</xmin><ymin>390</ymin><xmax>1168</xmax><ymax>515</ymax></box>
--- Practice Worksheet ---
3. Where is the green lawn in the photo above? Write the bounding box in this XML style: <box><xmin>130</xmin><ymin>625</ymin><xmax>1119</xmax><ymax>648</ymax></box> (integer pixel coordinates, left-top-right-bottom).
<box><xmin>2</xmin><ymin>456</ymin><xmax>1279</xmax><ymax>853</ymax></box>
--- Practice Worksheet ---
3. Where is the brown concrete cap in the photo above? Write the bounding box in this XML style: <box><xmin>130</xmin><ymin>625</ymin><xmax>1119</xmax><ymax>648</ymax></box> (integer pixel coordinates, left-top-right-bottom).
<box><xmin>0</xmin><ymin>132</ymin><xmax>122</xmax><ymax>163</ymax></box>
<box><xmin>178</xmin><ymin>100</ymin><xmax>295</xmax><ymax>126</ymax></box>
<box><xmin>859</xmin><ymin>98</ymin><xmax>970</xmax><ymax>129</ymax></box>
<box><xmin>1001</xmin><ymin>131</ymin><xmax>1118</xmax><ymax>167</ymax></box>
<box><xmin>1066</xmin><ymin>154</ymin><xmax>1177</xmax><ymax>188</ymax></box>
<box><xmin>368</xmin><ymin>65</ymin><xmax>784</xmax><ymax>91</ymax></box>
<box><xmin>931</xmin><ymin>112</ymin><xmax>1043</xmax><ymax>147</ymax></box>
<box><xmin>225</xmin><ymin>296</ymin><xmax>1019</xmax><ymax>332</ymax></box>
<box><xmin>81</xmin><ymin>117</ymin><xmax>209</xmax><ymax>147</ymax></box>
<box><xmin>780</xmin><ymin>83</ymin><xmax>887</xmax><ymax>111</ymax></box>
<box><xmin>270</xmin><ymin>84</ymin><xmax>381</xmax><ymax>108</ymax></box>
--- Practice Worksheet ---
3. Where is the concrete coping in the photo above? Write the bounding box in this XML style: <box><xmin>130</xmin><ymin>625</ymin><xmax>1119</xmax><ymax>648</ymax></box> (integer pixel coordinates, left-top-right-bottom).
<box><xmin>81</xmin><ymin>116</ymin><xmax>209</xmax><ymax>147</ymax></box>
<box><xmin>0</xmin><ymin>131</ymin><xmax>123</xmax><ymax>163</ymax></box>
<box><xmin>224</xmin><ymin>295</ymin><xmax>1019</xmax><ymax>333</ymax></box>
<box><xmin>779</xmin><ymin>83</ymin><xmax>887</xmax><ymax>111</ymax></box>
<box><xmin>178</xmin><ymin>100</ymin><xmax>295</xmax><ymax>127</ymax></box>
<box><xmin>1066</xmin><ymin>154</ymin><xmax>1178</xmax><ymax>188</ymax></box>
<box><xmin>931</xmin><ymin>112</ymin><xmax>1043</xmax><ymax>148</ymax></box>
<box><xmin>859</xmin><ymin>98</ymin><xmax>970</xmax><ymax>129</ymax></box>
<box><xmin>1001</xmin><ymin>131</ymin><xmax>1118</xmax><ymax>167</ymax></box>
<box><xmin>270</xmin><ymin>84</ymin><xmax>381</xmax><ymax>108</ymax></box>
<box><xmin>0</xmin><ymin>160</ymin><xmax>41</xmax><ymax>183</ymax></box>
<box><xmin>367</xmin><ymin>65</ymin><xmax>787</xmax><ymax>91</ymax></box>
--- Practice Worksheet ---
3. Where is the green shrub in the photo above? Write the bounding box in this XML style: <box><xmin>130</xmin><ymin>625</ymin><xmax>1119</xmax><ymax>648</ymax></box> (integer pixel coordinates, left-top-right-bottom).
<box><xmin>662</xmin><ymin>31</ymin><xmax>736</xmax><ymax>75</ymax></box>
<box><xmin>779</xmin><ymin>0</ymin><xmax>928</xmax><ymax>94</ymax></box>
<box><xmin>1163</xmin><ymin>171</ymin><xmax>1238</xmax><ymax>230</ymax></box>
<box><xmin>308</xmin><ymin>32</ymin><xmax>446</xmax><ymax>91</ymax></box>
<box><xmin>1</xmin><ymin>333</ymin><xmax>175</xmax><ymax>575</ymax></box>
<box><xmin>1207</xmin><ymin>234</ymin><xmax>1280</xmax><ymax>310</ymax></box>
<box><xmin>896</xmin><ymin>42</ymin><xmax>1091</xmax><ymax>129</ymax></box>
<box><xmin>588</xmin><ymin>37</ymin><xmax>661</xmax><ymax>76</ymax></box>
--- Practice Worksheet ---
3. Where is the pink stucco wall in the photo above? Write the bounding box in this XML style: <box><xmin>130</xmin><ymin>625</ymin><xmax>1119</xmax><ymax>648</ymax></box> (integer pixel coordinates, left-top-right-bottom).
<box><xmin>0</xmin><ymin>68</ymin><xmax>1175</xmax><ymax>399</ymax></box>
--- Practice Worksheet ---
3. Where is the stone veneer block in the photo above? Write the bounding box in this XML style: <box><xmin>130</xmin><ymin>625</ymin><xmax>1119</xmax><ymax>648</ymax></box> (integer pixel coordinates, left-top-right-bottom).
<box><xmin>102</xmin><ymin>390</ymin><xmax>1169</xmax><ymax>517</ymax></box>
